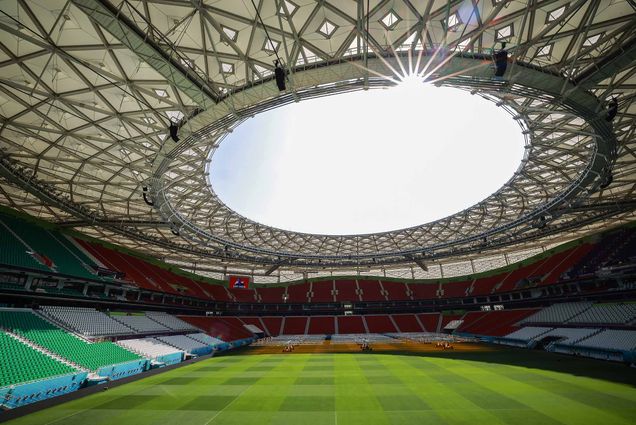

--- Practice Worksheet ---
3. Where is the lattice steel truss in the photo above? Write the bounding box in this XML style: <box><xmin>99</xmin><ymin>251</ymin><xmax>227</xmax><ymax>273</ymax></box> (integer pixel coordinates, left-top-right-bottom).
<box><xmin>0</xmin><ymin>0</ymin><xmax>635</xmax><ymax>283</ymax></box>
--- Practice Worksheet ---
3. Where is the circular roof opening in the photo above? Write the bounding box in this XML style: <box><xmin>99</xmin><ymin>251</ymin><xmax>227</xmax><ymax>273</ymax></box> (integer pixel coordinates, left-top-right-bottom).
<box><xmin>209</xmin><ymin>82</ymin><xmax>525</xmax><ymax>235</ymax></box>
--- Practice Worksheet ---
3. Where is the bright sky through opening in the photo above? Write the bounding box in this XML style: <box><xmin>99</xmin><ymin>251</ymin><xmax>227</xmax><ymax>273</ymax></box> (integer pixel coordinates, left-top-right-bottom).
<box><xmin>210</xmin><ymin>82</ymin><xmax>526</xmax><ymax>235</ymax></box>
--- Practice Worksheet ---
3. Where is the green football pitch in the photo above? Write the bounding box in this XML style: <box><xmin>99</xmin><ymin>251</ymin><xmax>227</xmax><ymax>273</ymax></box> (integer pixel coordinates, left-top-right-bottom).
<box><xmin>4</xmin><ymin>348</ymin><xmax>636</xmax><ymax>425</ymax></box>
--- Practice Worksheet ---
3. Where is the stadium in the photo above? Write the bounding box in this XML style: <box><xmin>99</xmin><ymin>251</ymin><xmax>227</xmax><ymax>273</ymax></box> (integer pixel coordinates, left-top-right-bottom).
<box><xmin>0</xmin><ymin>0</ymin><xmax>636</xmax><ymax>424</ymax></box>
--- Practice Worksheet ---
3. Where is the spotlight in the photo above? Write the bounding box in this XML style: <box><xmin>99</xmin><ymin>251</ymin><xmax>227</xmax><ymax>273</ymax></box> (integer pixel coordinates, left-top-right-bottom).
<box><xmin>169</xmin><ymin>122</ymin><xmax>180</xmax><ymax>142</ymax></box>
<box><xmin>533</xmin><ymin>215</ymin><xmax>546</xmax><ymax>230</ymax></box>
<box><xmin>274</xmin><ymin>60</ymin><xmax>286</xmax><ymax>91</ymax></box>
<box><xmin>599</xmin><ymin>172</ymin><xmax>613</xmax><ymax>189</ymax></box>
<box><xmin>605</xmin><ymin>97</ymin><xmax>618</xmax><ymax>122</ymax></box>
<box><xmin>494</xmin><ymin>42</ymin><xmax>508</xmax><ymax>78</ymax></box>
<box><xmin>142</xmin><ymin>186</ymin><xmax>153</xmax><ymax>206</ymax></box>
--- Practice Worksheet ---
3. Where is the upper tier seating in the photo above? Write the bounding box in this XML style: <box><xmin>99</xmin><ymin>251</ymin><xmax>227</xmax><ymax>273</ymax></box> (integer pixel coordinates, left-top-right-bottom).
<box><xmin>357</xmin><ymin>280</ymin><xmax>384</xmax><ymax>302</ymax></box>
<box><xmin>255</xmin><ymin>286</ymin><xmax>285</xmax><ymax>303</ymax></box>
<box><xmin>310</xmin><ymin>281</ymin><xmax>334</xmax><ymax>303</ymax></box>
<box><xmin>145</xmin><ymin>312</ymin><xmax>198</xmax><ymax>331</ymax></box>
<box><xmin>440</xmin><ymin>281</ymin><xmax>470</xmax><ymax>298</ymax></box>
<box><xmin>567</xmin><ymin>303</ymin><xmax>636</xmax><ymax>325</ymax></box>
<box><xmin>41</xmin><ymin>306</ymin><xmax>133</xmax><ymax>338</ymax></box>
<box><xmin>0</xmin><ymin>331</ymin><xmax>76</xmax><ymax>387</ymax></box>
<box><xmin>504</xmin><ymin>326</ymin><xmax>553</xmax><ymax>342</ymax></box>
<box><xmin>111</xmin><ymin>314</ymin><xmax>171</xmax><ymax>334</ymax></box>
<box><xmin>334</xmin><ymin>280</ymin><xmax>358</xmax><ymax>302</ymax></box>
<box><xmin>568</xmin><ymin>227</ymin><xmax>636</xmax><ymax>277</ymax></box>
<box><xmin>521</xmin><ymin>302</ymin><xmax>593</xmax><ymax>324</ymax></box>
<box><xmin>0</xmin><ymin>214</ymin><xmax>97</xmax><ymax>279</ymax></box>
<box><xmin>285</xmin><ymin>282</ymin><xmax>310</xmax><ymax>303</ymax></box>
<box><xmin>0</xmin><ymin>218</ymin><xmax>55</xmax><ymax>272</ymax></box>
<box><xmin>116</xmin><ymin>338</ymin><xmax>183</xmax><ymax>359</ymax></box>
<box><xmin>575</xmin><ymin>330</ymin><xmax>636</xmax><ymax>351</ymax></box>
<box><xmin>382</xmin><ymin>281</ymin><xmax>410</xmax><ymax>301</ymax></box>
<box><xmin>155</xmin><ymin>335</ymin><xmax>209</xmax><ymax>353</ymax></box>
<box><xmin>408</xmin><ymin>283</ymin><xmax>438</xmax><ymax>301</ymax></box>
<box><xmin>0</xmin><ymin>310</ymin><xmax>141</xmax><ymax>370</ymax></box>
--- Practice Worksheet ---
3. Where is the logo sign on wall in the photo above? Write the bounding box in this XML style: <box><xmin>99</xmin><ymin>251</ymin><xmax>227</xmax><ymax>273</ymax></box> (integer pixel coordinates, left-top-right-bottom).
<box><xmin>229</xmin><ymin>276</ymin><xmax>250</xmax><ymax>289</ymax></box>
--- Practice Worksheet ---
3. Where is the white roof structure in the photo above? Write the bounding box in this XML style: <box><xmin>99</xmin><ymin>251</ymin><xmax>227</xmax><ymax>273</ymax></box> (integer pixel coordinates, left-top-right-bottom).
<box><xmin>0</xmin><ymin>0</ymin><xmax>634</xmax><ymax>283</ymax></box>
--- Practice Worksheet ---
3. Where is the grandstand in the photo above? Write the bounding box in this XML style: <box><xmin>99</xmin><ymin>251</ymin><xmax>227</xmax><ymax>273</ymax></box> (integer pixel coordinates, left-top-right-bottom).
<box><xmin>1</xmin><ymin>1</ymin><xmax>636</xmax><ymax>424</ymax></box>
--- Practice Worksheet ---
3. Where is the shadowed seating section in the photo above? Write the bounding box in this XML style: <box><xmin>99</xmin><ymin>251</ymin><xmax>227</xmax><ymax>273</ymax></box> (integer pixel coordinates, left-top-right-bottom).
<box><xmin>0</xmin><ymin>218</ymin><xmax>50</xmax><ymax>272</ymax></box>
<box><xmin>40</xmin><ymin>306</ymin><xmax>133</xmax><ymax>338</ymax></box>
<box><xmin>307</xmin><ymin>316</ymin><xmax>335</xmax><ymax>334</ymax></box>
<box><xmin>0</xmin><ymin>331</ymin><xmax>76</xmax><ymax>387</ymax></box>
<box><xmin>540</xmin><ymin>328</ymin><xmax>599</xmax><ymax>345</ymax></box>
<box><xmin>390</xmin><ymin>314</ymin><xmax>424</xmax><ymax>332</ymax></box>
<box><xmin>441</xmin><ymin>281</ymin><xmax>470</xmax><ymax>298</ymax></box>
<box><xmin>337</xmin><ymin>316</ymin><xmax>366</xmax><ymax>334</ymax></box>
<box><xmin>176</xmin><ymin>316</ymin><xmax>254</xmax><ymax>342</ymax></box>
<box><xmin>334</xmin><ymin>280</ymin><xmax>358</xmax><ymax>302</ymax></box>
<box><xmin>255</xmin><ymin>286</ymin><xmax>285</xmax><ymax>303</ymax></box>
<box><xmin>0</xmin><ymin>215</ymin><xmax>98</xmax><ymax>280</ymax></box>
<box><xmin>310</xmin><ymin>281</ymin><xmax>334</xmax><ymax>302</ymax></box>
<box><xmin>145</xmin><ymin>312</ymin><xmax>199</xmax><ymax>331</ymax></box>
<box><xmin>575</xmin><ymin>329</ymin><xmax>636</xmax><ymax>351</ymax></box>
<box><xmin>416</xmin><ymin>313</ymin><xmax>440</xmax><ymax>332</ymax></box>
<box><xmin>286</xmin><ymin>282</ymin><xmax>310</xmax><ymax>303</ymax></box>
<box><xmin>521</xmin><ymin>302</ymin><xmax>594</xmax><ymax>324</ymax></box>
<box><xmin>260</xmin><ymin>317</ymin><xmax>283</xmax><ymax>336</ymax></box>
<box><xmin>566</xmin><ymin>303</ymin><xmax>636</xmax><ymax>324</ymax></box>
<box><xmin>382</xmin><ymin>281</ymin><xmax>409</xmax><ymax>301</ymax></box>
<box><xmin>357</xmin><ymin>280</ymin><xmax>384</xmax><ymax>302</ymax></box>
<box><xmin>0</xmin><ymin>310</ymin><xmax>141</xmax><ymax>370</ymax></box>
<box><xmin>282</xmin><ymin>317</ymin><xmax>308</xmax><ymax>335</ymax></box>
<box><xmin>364</xmin><ymin>315</ymin><xmax>398</xmax><ymax>333</ymax></box>
<box><xmin>456</xmin><ymin>309</ymin><xmax>539</xmax><ymax>336</ymax></box>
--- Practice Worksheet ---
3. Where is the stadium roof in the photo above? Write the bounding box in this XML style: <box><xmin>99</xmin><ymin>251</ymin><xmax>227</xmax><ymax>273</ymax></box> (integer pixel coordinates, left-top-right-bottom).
<box><xmin>0</xmin><ymin>0</ymin><xmax>635</xmax><ymax>283</ymax></box>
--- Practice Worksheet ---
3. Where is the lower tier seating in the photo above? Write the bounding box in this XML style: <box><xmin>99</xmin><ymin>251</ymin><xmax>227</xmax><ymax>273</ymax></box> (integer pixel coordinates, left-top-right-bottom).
<box><xmin>0</xmin><ymin>310</ymin><xmax>141</xmax><ymax>371</ymax></box>
<box><xmin>145</xmin><ymin>312</ymin><xmax>199</xmax><ymax>331</ymax></box>
<box><xmin>116</xmin><ymin>338</ymin><xmax>183</xmax><ymax>359</ymax></box>
<box><xmin>155</xmin><ymin>335</ymin><xmax>209</xmax><ymax>353</ymax></box>
<box><xmin>575</xmin><ymin>329</ymin><xmax>636</xmax><ymax>351</ymax></box>
<box><xmin>177</xmin><ymin>316</ymin><xmax>254</xmax><ymax>342</ymax></box>
<box><xmin>186</xmin><ymin>333</ymin><xmax>225</xmax><ymax>346</ymax></box>
<box><xmin>0</xmin><ymin>331</ymin><xmax>76</xmax><ymax>387</ymax></box>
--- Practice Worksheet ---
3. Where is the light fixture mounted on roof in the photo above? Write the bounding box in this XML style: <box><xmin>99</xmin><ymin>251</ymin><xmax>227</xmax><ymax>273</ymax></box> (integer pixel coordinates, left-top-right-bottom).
<box><xmin>142</xmin><ymin>186</ymin><xmax>153</xmax><ymax>206</ymax></box>
<box><xmin>494</xmin><ymin>42</ymin><xmax>508</xmax><ymax>77</ymax></box>
<box><xmin>169</xmin><ymin>122</ymin><xmax>180</xmax><ymax>142</ymax></box>
<box><xmin>606</xmin><ymin>97</ymin><xmax>618</xmax><ymax>122</ymax></box>
<box><xmin>274</xmin><ymin>60</ymin><xmax>286</xmax><ymax>91</ymax></box>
